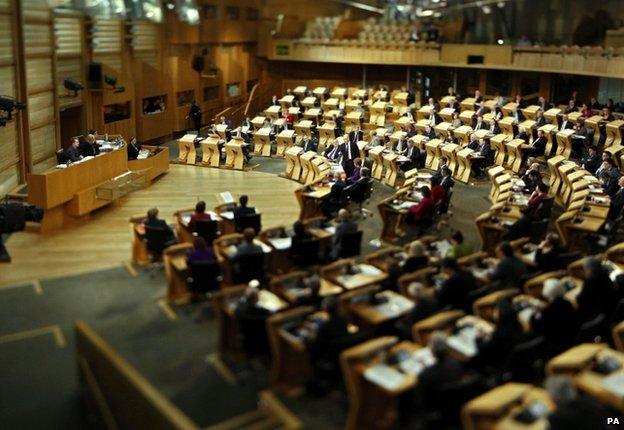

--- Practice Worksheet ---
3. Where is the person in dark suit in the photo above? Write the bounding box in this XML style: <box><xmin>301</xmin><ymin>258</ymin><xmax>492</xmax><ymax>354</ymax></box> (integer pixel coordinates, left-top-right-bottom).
<box><xmin>127</xmin><ymin>137</ymin><xmax>140</xmax><ymax>160</ymax></box>
<box><xmin>331</xmin><ymin>209</ymin><xmax>358</xmax><ymax>259</ymax></box>
<box><xmin>608</xmin><ymin>177</ymin><xmax>624</xmax><ymax>220</ymax></box>
<box><xmin>577</xmin><ymin>257</ymin><xmax>616</xmax><ymax>321</ymax></box>
<box><xmin>348</xmin><ymin>125</ymin><xmax>363</xmax><ymax>147</ymax></box>
<box><xmin>473</xmin><ymin>115</ymin><xmax>486</xmax><ymax>131</ymax></box>
<box><xmin>340</xmin><ymin>137</ymin><xmax>359</xmax><ymax>177</ymax></box>
<box><xmin>528</xmin><ymin>129</ymin><xmax>547</xmax><ymax>157</ymax></box>
<box><xmin>81</xmin><ymin>134</ymin><xmax>100</xmax><ymax>157</ymax></box>
<box><xmin>511</xmin><ymin>106</ymin><xmax>524</xmax><ymax>124</ymax></box>
<box><xmin>559</xmin><ymin>114</ymin><xmax>573</xmax><ymax>131</ymax></box>
<box><xmin>423</xmin><ymin>125</ymin><xmax>436</xmax><ymax>140</ymax></box>
<box><xmin>564</xmin><ymin>99</ymin><xmax>577</xmax><ymax>114</ymax></box>
<box><xmin>301</xmin><ymin>136</ymin><xmax>318</xmax><ymax>153</ymax></box>
<box><xmin>473</xmin><ymin>89</ymin><xmax>483</xmax><ymax>105</ymax></box>
<box><xmin>472</xmin><ymin>299</ymin><xmax>524</xmax><ymax>372</ymax></box>
<box><xmin>143</xmin><ymin>207</ymin><xmax>176</xmax><ymax>243</ymax></box>
<box><xmin>521</xmin><ymin>170</ymin><xmax>542</xmax><ymax>194</ymax></box>
<box><xmin>416</xmin><ymin>332</ymin><xmax>467</xmax><ymax>409</ymax></box>
<box><xmin>402</xmin><ymin>240</ymin><xmax>429</xmax><ymax>274</ymax></box>
<box><xmin>537</xmin><ymin>97</ymin><xmax>551</xmax><ymax>112</ymax></box>
<box><xmin>235</xmin><ymin>287</ymin><xmax>272</xmax><ymax>356</ymax></box>
<box><xmin>440</xmin><ymin>166</ymin><xmax>454</xmax><ymax>194</ymax></box>
<box><xmin>188</xmin><ymin>200</ymin><xmax>212</xmax><ymax>230</ymax></box>
<box><xmin>534</xmin><ymin>233</ymin><xmax>566</xmax><ymax>272</ymax></box>
<box><xmin>233</xmin><ymin>195</ymin><xmax>256</xmax><ymax>219</ymax></box>
<box><xmin>401</xmin><ymin>139</ymin><xmax>425</xmax><ymax>171</ymax></box>
<box><xmin>436</xmin><ymin>257</ymin><xmax>477</xmax><ymax>312</ymax></box>
<box><xmin>535</xmin><ymin>109</ymin><xmax>548</xmax><ymax>127</ymax></box>
<box><xmin>323</xmin><ymin>139</ymin><xmax>343</xmax><ymax>162</ymax></box>
<box><xmin>531</xmin><ymin>278</ymin><xmax>580</xmax><ymax>353</ymax></box>
<box><xmin>218</xmin><ymin>115</ymin><xmax>232</xmax><ymax>130</ymax></box>
<box><xmin>186</xmin><ymin>236</ymin><xmax>216</xmax><ymax>265</ymax></box>
<box><xmin>489</xmin><ymin>242</ymin><xmax>527</xmax><ymax>289</ymax></box>
<box><xmin>395</xmin><ymin>282</ymin><xmax>439</xmax><ymax>339</ymax></box>
<box><xmin>580</xmin><ymin>146</ymin><xmax>601</xmax><ymax>174</ymax></box>
<box><xmin>234</xmin><ymin>227</ymin><xmax>264</xmax><ymax>259</ymax></box>
<box><xmin>345</xmin><ymin>167</ymin><xmax>371</xmax><ymax>202</ymax></box>
<box><xmin>428</xmin><ymin>109</ymin><xmax>442</xmax><ymax>126</ymax></box>
<box><xmin>600</xmin><ymin>172</ymin><xmax>619</xmax><ymax>198</ymax></box>
<box><xmin>65</xmin><ymin>138</ymin><xmax>82</xmax><ymax>163</ymax></box>
<box><xmin>545</xmin><ymin>375</ymin><xmax>608</xmax><ymax>430</ymax></box>
<box><xmin>471</xmin><ymin>138</ymin><xmax>493</xmax><ymax>177</ymax></box>
<box><xmin>322</xmin><ymin>172</ymin><xmax>346</xmax><ymax>217</ymax></box>
<box><xmin>488</xmin><ymin>119</ymin><xmax>501</xmax><ymax>136</ymax></box>
<box><xmin>187</xmin><ymin>101</ymin><xmax>202</xmax><ymax>131</ymax></box>
<box><xmin>291</xmin><ymin>220</ymin><xmax>312</xmax><ymax>247</ymax></box>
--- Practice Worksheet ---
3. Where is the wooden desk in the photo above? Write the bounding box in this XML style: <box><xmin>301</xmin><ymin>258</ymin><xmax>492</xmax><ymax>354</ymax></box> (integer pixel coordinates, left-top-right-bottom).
<box><xmin>370</xmin><ymin>101</ymin><xmax>387</xmax><ymax>127</ymax></box>
<box><xmin>200</xmin><ymin>135</ymin><xmax>221</xmax><ymax>167</ymax></box>
<box><xmin>544</xmin><ymin>108</ymin><xmax>561</xmax><ymax>128</ymax></box>
<box><xmin>505</xmin><ymin>139</ymin><xmax>529</xmax><ymax>173</ymax></box>
<box><xmin>606</xmin><ymin>119</ymin><xmax>624</xmax><ymax>147</ymax></box>
<box><xmin>164</xmin><ymin>243</ymin><xmax>194</xmax><ymax>304</ymax></box>
<box><xmin>224</xmin><ymin>137</ymin><xmax>245</xmax><ymax>170</ymax></box>
<box><xmin>276</xmin><ymin>129</ymin><xmax>295</xmax><ymax>157</ymax></box>
<box><xmin>346</xmin><ymin>290</ymin><xmax>415</xmax><ymax>328</ymax></box>
<box><xmin>539</xmin><ymin>124</ymin><xmax>558</xmax><ymax>156</ymax></box>
<box><xmin>463</xmin><ymin>383</ymin><xmax>553</xmax><ymax>430</ymax></box>
<box><xmin>456</xmin><ymin>147</ymin><xmax>476</xmax><ymax>183</ymax></box>
<box><xmin>412</xmin><ymin>309</ymin><xmax>465</xmax><ymax>346</ymax></box>
<box><xmin>322</xmin><ymin>260</ymin><xmax>388</xmax><ymax>292</ymax></box>
<box><xmin>298</xmin><ymin>151</ymin><xmax>317</xmax><ymax>184</ymax></box>
<box><xmin>294</xmin><ymin>120</ymin><xmax>313</xmax><ymax>145</ymax></box>
<box><xmin>555</xmin><ymin>129</ymin><xmax>575</xmax><ymax>159</ymax></box>
<box><xmin>283</xmin><ymin>146</ymin><xmax>303</xmax><ymax>180</ymax></box>
<box><xmin>317</xmin><ymin>122</ymin><xmax>336</xmax><ymax>149</ymax></box>
<box><xmin>295</xmin><ymin>182</ymin><xmax>332</xmax><ymax>221</ymax></box>
<box><xmin>345</xmin><ymin>111</ymin><xmax>363</xmax><ymax>132</ymax></box>
<box><xmin>278</xmin><ymin>95</ymin><xmax>295</xmax><ymax>110</ymax></box>
<box><xmin>128</xmin><ymin>145</ymin><xmax>169</xmax><ymax>183</ymax></box>
<box><xmin>382</xmin><ymin>152</ymin><xmax>400</xmax><ymax>187</ymax></box>
<box><xmin>213</xmin><ymin>233</ymin><xmax>273</xmax><ymax>284</ymax></box>
<box><xmin>369</xmin><ymin>146</ymin><xmax>385</xmax><ymax>180</ymax></box>
<box><xmin>521</xmin><ymin>105</ymin><xmax>540</xmax><ymax>121</ymax></box>
<box><xmin>264</xmin><ymin>105</ymin><xmax>282</xmax><ymax>121</ymax></box>
<box><xmin>547</xmin><ymin>343</ymin><xmax>624</xmax><ymax>412</ymax></box>
<box><xmin>424</xmin><ymin>139</ymin><xmax>443</xmax><ymax>170</ymax></box>
<box><xmin>253</xmin><ymin>127</ymin><xmax>273</xmax><ymax>157</ymax></box>
<box><xmin>177</xmin><ymin>133</ymin><xmax>197</xmax><ymax>164</ymax></box>
<box><xmin>28</xmin><ymin>141</ymin><xmax>132</xmax><ymax>231</ymax></box>
<box><xmin>129</xmin><ymin>215</ymin><xmax>148</xmax><ymax>266</ymax></box>
<box><xmin>461</xmin><ymin>98</ymin><xmax>476</xmax><ymax>112</ymax></box>
<box><xmin>585</xmin><ymin>115</ymin><xmax>603</xmax><ymax>145</ymax></box>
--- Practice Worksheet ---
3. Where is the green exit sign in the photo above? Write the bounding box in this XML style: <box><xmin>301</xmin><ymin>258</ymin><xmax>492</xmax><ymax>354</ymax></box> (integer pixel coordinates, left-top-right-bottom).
<box><xmin>275</xmin><ymin>45</ymin><xmax>290</xmax><ymax>56</ymax></box>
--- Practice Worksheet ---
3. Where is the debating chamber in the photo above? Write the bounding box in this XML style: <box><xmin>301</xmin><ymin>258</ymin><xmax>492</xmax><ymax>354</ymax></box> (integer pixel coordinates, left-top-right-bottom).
<box><xmin>4</xmin><ymin>0</ymin><xmax>624</xmax><ymax>428</ymax></box>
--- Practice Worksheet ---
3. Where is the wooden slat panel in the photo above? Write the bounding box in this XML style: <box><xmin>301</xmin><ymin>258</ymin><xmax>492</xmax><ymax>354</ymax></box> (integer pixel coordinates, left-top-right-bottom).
<box><xmin>131</xmin><ymin>22</ymin><xmax>158</xmax><ymax>51</ymax></box>
<box><xmin>0</xmin><ymin>14</ymin><xmax>14</xmax><ymax>63</ymax></box>
<box><xmin>30</xmin><ymin>122</ymin><xmax>56</xmax><ymax>163</ymax></box>
<box><xmin>0</xmin><ymin>0</ymin><xmax>12</xmax><ymax>11</ymax></box>
<box><xmin>28</xmin><ymin>91</ymin><xmax>55</xmax><ymax>128</ymax></box>
<box><xmin>55</xmin><ymin>16</ymin><xmax>82</xmax><ymax>56</ymax></box>
<box><xmin>133</xmin><ymin>50</ymin><xmax>158</xmax><ymax>69</ymax></box>
<box><xmin>0</xmin><ymin>64</ymin><xmax>16</xmax><ymax>96</ymax></box>
<box><xmin>57</xmin><ymin>57</ymin><xmax>82</xmax><ymax>108</ymax></box>
<box><xmin>26</xmin><ymin>57</ymin><xmax>53</xmax><ymax>92</ymax></box>
<box><xmin>92</xmin><ymin>19</ymin><xmax>122</xmax><ymax>54</ymax></box>
<box><xmin>24</xmin><ymin>23</ymin><xmax>53</xmax><ymax>56</ymax></box>
<box><xmin>32</xmin><ymin>155</ymin><xmax>56</xmax><ymax>173</ymax></box>
<box><xmin>93</xmin><ymin>53</ymin><xmax>122</xmax><ymax>71</ymax></box>
<box><xmin>0</xmin><ymin>163</ymin><xmax>19</xmax><ymax>198</ymax></box>
<box><xmin>0</xmin><ymin>120</ymin><xmax>19</xmax><ymax>171</ymax></box>
<box><xmin>21</xmin><ymin>0</ymin><xmax>50</xmax><ymax>21</ymax></box>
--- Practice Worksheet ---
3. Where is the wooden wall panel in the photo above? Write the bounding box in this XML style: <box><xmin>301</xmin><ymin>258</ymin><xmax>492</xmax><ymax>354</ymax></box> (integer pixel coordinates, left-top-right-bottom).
<box><xmin>55</xmin><ymin>16</ymin><xmax>82</xmax><ymax>56</ymax></box>
<box><xmin>133</xmin><ymin>50</ymin><xmax>158</xmax><ymax>69</ymax></box>
<box><xmin>23</xmin><ymin>23</ymin><xmax>53</xmax><ymax>56</ymax></box>
<box><xmin>26</xmin><ymin>58</ymin><xmax>53</xmax><ymax>92</ymax></box>
<box><xmin>0</xmin><ymin>164</ymin><xmax>19</xmax><ymax>197</ymax></box>
<box><xmin>92</xmin><ymin>19</ymin><xmax>123</xmax><ymax>72</ymax></box>
<box><xmin>21</xmin><ymin>0</ymin><xmax>50</xmax><ymax>21</ymax></box>
<box><xmin>0</xmin><ymin>122</ymin><xmax>19</xmax><ymax>170</ymax></box>
<box><xmin>29</xmin><ymin>123</ymin><xmax>56</xmax><ymax>164</ymax></box>
<box><xmin>0</xmin><ymin>14</ymin><xmax>13</xmax><ymax>62</ymax></box>
<box><xmin>28</xmin><ymin>92</ymin><xmax>55</xmax><ymax>130</ymax></box>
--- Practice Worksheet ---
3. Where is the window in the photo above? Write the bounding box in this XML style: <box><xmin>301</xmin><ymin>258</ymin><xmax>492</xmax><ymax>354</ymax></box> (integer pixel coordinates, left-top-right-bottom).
<box><xmin>203</xmin><ymin>86</ymin><xmax>219</xmax><ymax>101</ymax></box>
<box><xmin>176</xmin><ymin>90</ymin><xmax>195</xmax><ymax>107</ymax></box>
<box><xmin>203</xmin><ymin>4</ymin><xmax>218</xmax><ymax>19</ymax></box>
<box><xmin>142</xmin><ymin>95</ymin><xmax>167</xmax><ymax>115</ymax></box>
<box><xmin>246</xmin><ymin>79</ymin><xmax>258</xmax><ymax>93</ymax></box>
<box><xmin>245</xmin><ymin>7</ymin><xmax>258</xmax><ymax>21</ymax></box>
<box><xmin>227</xmin><ymin>83</ymin><xmax>241</xmax><ymax>98</ymax></box>
<box><xmin>225</xmin><ymin>6</ymin><xmax>239</xmax><ymax>20</ymax></box>
<box><xmin>103</xmin><ymin>102</ymin><xmax>131</xmax><ymax>124</ymax></box>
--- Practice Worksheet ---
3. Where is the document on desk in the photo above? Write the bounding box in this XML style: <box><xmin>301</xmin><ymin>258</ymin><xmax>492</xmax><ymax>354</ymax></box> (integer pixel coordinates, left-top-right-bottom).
<box><xmin>325</xmin><ymin>225</ymin><xmax>336</xmax><ymax>234</ymax></box>
<box><xmin>433</xmin><ymin>240</ymin><xmax>452</xmax><ymax>257</ymax></box>
<box><xmin>181</xmin><ymin>215</ymin><xmax>191</xmax><ymax>225</ymax></box>
<box><xmin>399</xmin><ymin>348</ymin><xmax>436</xmax><ymax>376</ymax></box>
<box><xmin>268</xmin><ymin>237</ymin><xmax>292</xmax><ymax>250</ymax></box>
<box><xmin>447</xmin><ymin>326</ymin><xmax>479</xmax><ymax>357</ymax></box>
<box><xmin>374</xmin><ymin>294</ymin><xmax>414</xmax><ymax>318</ymax></box>
<box><xmin>601</xmin><ymin>372</ymin><xmax>624</xmax><ymax>399</ymax></box>
<box><xmin>364</xmin><ymin>364</ymin><xmax>409</xmax><ymax>390</ymax></box>
<box><xmin>358</xmin><ymin>264</ymin><xmax>383</xmax><ymax>276</ymax></box>
<box><xmin>220</xmin><ymin>211</ymin><xmax>234</xmax><ymax>220</ymax></box>
<box><xmin>258</xmin><ymin>291</ymin><xmax>284</xmax><ymax>312</ymax></box>
<box><xmin>218</xmin><ymin>192</ymin><xmax>235</xmax><ymax>204</ymax></box>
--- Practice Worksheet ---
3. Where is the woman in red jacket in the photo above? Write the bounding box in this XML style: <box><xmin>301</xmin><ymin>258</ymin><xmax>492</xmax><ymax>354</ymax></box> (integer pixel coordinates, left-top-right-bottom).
<box><xmin>409</xmin><ymin>186</ymin><xmax>435</xmax><ymax>225</ymax></box>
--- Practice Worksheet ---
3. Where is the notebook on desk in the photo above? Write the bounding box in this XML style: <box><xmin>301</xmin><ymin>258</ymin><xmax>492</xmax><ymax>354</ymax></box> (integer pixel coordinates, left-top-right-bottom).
<box><xmin>447</xmin><ymin>326</ymin><xmax>479</xmax><ymax>357</ymax></box>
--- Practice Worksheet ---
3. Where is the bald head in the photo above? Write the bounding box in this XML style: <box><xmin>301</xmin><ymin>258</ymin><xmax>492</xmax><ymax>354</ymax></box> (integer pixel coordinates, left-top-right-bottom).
<box><xmin>338</xmin><ymin>208</ymin><xmax>350</xmax><ymax>221</ymax></box>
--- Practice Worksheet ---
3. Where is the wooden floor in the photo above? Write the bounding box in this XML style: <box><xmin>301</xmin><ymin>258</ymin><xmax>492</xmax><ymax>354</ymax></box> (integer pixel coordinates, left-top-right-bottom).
<box><xmin>2</xmin><ymin>164</ymin><xmax>301</xmax><ymax>288</ymax></box>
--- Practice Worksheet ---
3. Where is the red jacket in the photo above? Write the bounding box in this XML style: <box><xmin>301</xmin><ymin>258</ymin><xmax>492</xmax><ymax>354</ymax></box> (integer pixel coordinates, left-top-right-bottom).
<box><xmin>431</xmin><ymin>185</ymin><xmax>446</xmax><ymax>205</ymax></box>
<box><xmin>189</xmin><ymin>212</ymin><xmax>212</xmax><ymax>229</ymax></box>
<box><xmin>409</xmin><ymin>196</ymin><xmax>435</xmax><ymax>223</ymax></box>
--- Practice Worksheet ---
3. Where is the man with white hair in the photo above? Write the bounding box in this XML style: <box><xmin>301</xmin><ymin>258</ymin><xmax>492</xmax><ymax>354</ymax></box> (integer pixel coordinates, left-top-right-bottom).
<box><xmin>530</xmin><ymin>278</ymin><xmax>580</xmax><ymax>353</ymax></box>
<box><xmin>545</xmin><ymin>375</ymin><xmax>605</xmax><ymax>430</ymax></box>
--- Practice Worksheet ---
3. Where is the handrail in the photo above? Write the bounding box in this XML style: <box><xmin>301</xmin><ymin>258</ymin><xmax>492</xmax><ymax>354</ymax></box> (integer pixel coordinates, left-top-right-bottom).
<box><xmin>212</xmin><ymin>107</ymin><xmax>232</xmax><ymax>122</ymax></box>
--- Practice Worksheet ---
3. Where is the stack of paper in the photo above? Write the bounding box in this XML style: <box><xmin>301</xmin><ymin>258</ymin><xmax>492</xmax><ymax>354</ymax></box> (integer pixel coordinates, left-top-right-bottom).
<box><xmin>364</xmin><ymin>364</ymin><xmax>408</xmax><ymax>390</ymax></box>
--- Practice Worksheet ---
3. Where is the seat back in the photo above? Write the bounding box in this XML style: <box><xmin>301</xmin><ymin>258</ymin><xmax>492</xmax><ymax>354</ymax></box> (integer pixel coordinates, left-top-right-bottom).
<box><xmin>144</xmin><ymin>226</ymin><xmax>169</xmax><ymax>260</ymax></box>
<box><xmin>195</xmin><ymin>219</ymin><xmax>219</xmax><ymax>245</ymax></box>
<box><xmin>291</xmin><ymin>238</ymin><xmax>321</xmax><ymax>267</ymax></box>
<box><xmin>575</xmin><ymin>313</ymin><xmax>607</xmax><ymax>343</ymax></box>
<box><xmin>235</xmin><ymin>251</ymin><xmax>265</xmax><ymax>283</ymax></box>
<box><xmin>537</xmin><ymin>196</ymin><xmax>555</xmax><ymax>219</ymax></box>
<box><xmin>503</xmin><ymin>336</ymin><xmax>546</xmax><ymax>382</ymax></box>
<box><xmin>56</xmin><ymin>149</ymin><xmax>67</xmax><ymax>164</ymax></box>
<box><xmin>188</xmin><ymin>260</ymin><xmax>221</xmax><ymax>294</ymax></box>
<box><xmin>434</xmin><ymin>374</ymin><xmax>485</xmax><ymax>424</ymax></box>
<box><xmin>338</xmin><ymin>230</ymin><xmax>363</xmax><ymax>258</ymax></box>
<box><xmin>235</xmin><ymin>213</ymin><xmax>262</xmax><ymax>234</ymax></box>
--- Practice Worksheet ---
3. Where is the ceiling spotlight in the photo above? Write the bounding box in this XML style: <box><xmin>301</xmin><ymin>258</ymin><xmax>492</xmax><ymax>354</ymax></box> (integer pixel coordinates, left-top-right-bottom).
<box><xmin>497</xmin><ymin>1</ymin><xmax>506</xmax><ymax>7</ymax></box>
<box><xmin>421</xmin><ymin>9</ymin><xmax>433</xmax><ymax>16</ymax></box>
<box><xmin>497</xmin><ymin>39</ymin><xmax>504</xmax><ymax>45</ymax></box>
<box><xmin>166</xmin><ymin>2</ymin><xmax>175</xmax><ymax>10</ymax></box>
<box><xmin>432</xmin><ymin>0</ymin><xmax>440</xmax><ymax>3</ymax></box>
<box><xmin>433</xmin><ymin>11</ymin><xmax>442</xmax><ymax>17</ymax></box>
<box><xmin>482</xmin><ymin>5</ymin><xmax>492</xmax><ymax>14</ymax></box>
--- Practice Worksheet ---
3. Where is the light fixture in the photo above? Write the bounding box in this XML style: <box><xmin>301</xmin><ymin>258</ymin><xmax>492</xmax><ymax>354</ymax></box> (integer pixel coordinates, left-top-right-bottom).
<box><xmin>63</xmin><ymin>78</ymin><xmax>84</xmax><ymax>96</ymax></box>
<box><xmin>497</xmin><ymin>1</ymin><xmax>506</xmax><ymax>7</ymax></box>
<box><xmin>497</xmin><ymin>39</ymin><xmax>504</xmax><ymax>45</ymax></box>
<box><xmin>420</xmin><ymin>9</ymin><xmax>433</xmax><ymax>17</ymax></box>
<box><xmin>482</xmin><ymin>5</ymin><xmax>492</xmax><ymax>14</ymax></box>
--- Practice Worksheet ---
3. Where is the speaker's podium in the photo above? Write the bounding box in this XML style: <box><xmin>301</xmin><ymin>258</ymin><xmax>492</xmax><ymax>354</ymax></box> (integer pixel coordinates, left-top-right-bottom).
<box><xmin>265</xmin><ymin>105</ymin><xmax>281</xmax><ymax>122</ymax></box>
<box><xmin>253</xmin><ymin>127</ymin><xmax>273</xmax><ymax>157</ymax></box>
<box><xmin>295</xmin><ymin>120</ymin><xmax>313</xmax><ymax>144</ymax></box>
<box><xmin>283</xmin><ymin>146</ymin><xmax>304</xmax><ymax>180</ymax></box>
<box><xmin>225</xmin><ymin>137</ymin><xmax>245</xmax><ymax>170</ymax></box>
<box><xmin>201</xmin><ymin>135</ymin><xmax>221</xmax><ymax>167</ymax></box>
<box><xmin>317</xmin><ymin>121</ymin><xmax>336</xmax><ymax>149</ymax></box>
<box><xmin>276</xmin><ymin>129</ymin><xmax>295</xmax><ymax>157</ymax></box>
<box><xmin>177</xmin><ymin>133</ymin><xmax>197</xmax><ymax>164</ymax></box>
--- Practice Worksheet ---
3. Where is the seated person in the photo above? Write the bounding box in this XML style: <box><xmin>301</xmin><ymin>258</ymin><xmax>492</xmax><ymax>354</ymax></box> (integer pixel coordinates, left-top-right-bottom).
<box><xmin>235</xmin><ymin>287</ymin><xmax>272</xmax><ymax>356</ymax></box>
<box><xmin>436</xmin><ymin>257</ymin><xmax>477</xmax><ymax>312</ymax></box>
<box><xmin>505</xmin><ymin>182</ymin><xmax>549</xmax><ymax>240</ymax></box>
<box><xmin>331</xmin><ymin>209</ymin><xmax>358</xmax><ymax>259</ymax></box>
<box><xmin>522</xmin><ymin>169</ymin><xmax>542</xmax><ymax>194</ymax></box>
<box><xmin>127</xmin><ymin>137</ymin><xmax>140</xmax><ymax>160</ymax></box>
<box><xmin>599</xmin><ymin>171</ymin><xmax>619</xmax><ymax>198</ymax></box>
<box><xmin>402</xmin><ymin>240</ymin><xmax>429</xmax><ymax>274</ymax></box>
<box><xmin>186</xmin><ymin>236</ymin><xmax>216</xmax><ymax>265</ymax></box>
<box><xmin>233</xmin><ymin>194</ymin><xmax>256</xmax><ymax>219</ymax></box>
<box><xmin>345</xmin><ymin>167</ymin><xmax>371</xmax><ymax>201</ymax></box>
<box><xmin>188</xmin><ymin>201</ymin><xmax>212</xmax><ymax>231</ymax></box>
<box><xmin>408</xmin><ymin>186</ymin><xmax>435</xmax><ymax>226</ymax></box>
<box><xmin>291</xmin><ymin>220</ymin><xmax>312</xmax><ymax>245</ymax></box>
<box><xmin>607</xmin><ymin>176</ymin><xmax>624</xmax><ymax>220</ymax></box>
<box><xmin>346</xmin><ymin>158</ymin><xmax>363</xmax><ymax>184</ymax></box>
<box><xmin>301</xmin><ymin>136</ymin><xmax>318</xmax><ymax>153</ymax></box>
<box><xmin>416</xmin><ymin>332</ymin><xmax>467</xmax><ymax>409</ymax></box>
<box><xmin>527</xmin><ymin>129</ymin><xmax>547</xmax><ymax>157</ymax></box>
<box><xmin>430</xmin><ymin>176</ymin><xmax>446</xmax><ymax>207</ymax></box>
<box><xmin>395</xmin><ymin>282</ymin><xmax>439</xmax><ymax>340</ymax></box>
<box><xmin>545</xmin><ymin>375</ymin><xmax>608</xmax><ymax>430</ymax></box>
<box><xmin>445</xmin><ymin>230</ymin><xmax>472</xmax><ymax>259</ymax></box>
<box><xmin>530</xmin><ymin>278</ymin><xmax>580</xmax><ymax>353</ymax></box>
<box><xmin>580</xmin><ymin>146</ymin><xmax>600</xmax><ymax>174</ymax></box>
<box><xmin>82</xmin><ymin>133</ymin><xmax>100</xmax><ymax>157</ymax></box>
<box><xmin>401</xmin><ymin>139</ymin><xmax>425</xmax><ymax>171</ymax></box>
<box><xmin>65</xmin><ymin>138</ymin><xmax>83</xmax><ymax>162</ymax></box>
<box><xmin>322</xmin><ymin>172</ymin><xmax>346</xmax><ymax>217</ymax></box>
<box><xmin>294</xmin><ymin>276</ymin><xmax>323</xmax><ymax>308</ymax></box>
<box><xmin>323</xmin><ymin>139</ymin><xmax>343</xmax><ymax>162</ymax></box>
<box><xmin>143</xmin><ymin>207</ymin><xmax>176</xmax><ymax>244</ymax></box>
<box><xmin>487</xmin><ymin>242</ymin><xmax>526</xmax><ymax>290</ymax></box>
<box><xmin>534</xmin><ymin>233</ymin><xmax>566</xmax><ymax>272</ymax></box>
<box><xmin>234</xmin><ymin>227</ymin><xmax>263</xmax><ymax>259</ymax></box>
<box><xmin>471</xmin><ymin>138</ymin><xmax>493</xmax><ymax>177</ymax></box>
<box><xmin>472</xmin><ymin>299</ymin><xmax>524</xmax><ymax>372</ymax></box>
<box><xmin>577</xmin><ymin>257</ymin><xmax>616</xmax><ymax>322</ymax></box>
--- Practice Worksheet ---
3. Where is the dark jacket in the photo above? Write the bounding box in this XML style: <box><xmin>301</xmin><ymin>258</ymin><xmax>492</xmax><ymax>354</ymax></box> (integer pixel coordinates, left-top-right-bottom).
<box><xmin>489</xmin><ymin>256</ymin><xmax>526</xmax><ymax>289</ymax></box>
<box><xmin>436</xmin><ymin>269</ymin><xmax>477</xmax><ymax>311</ymax></box>
<box><xmin>577</xmin><ymin>269</ymin><xmax>615</xmax><ymax>321</ymax></box>
<box><xmin>531</xmin><ymin>297</ymin><xmax>580</xmax><ymax>348</ymax></box>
